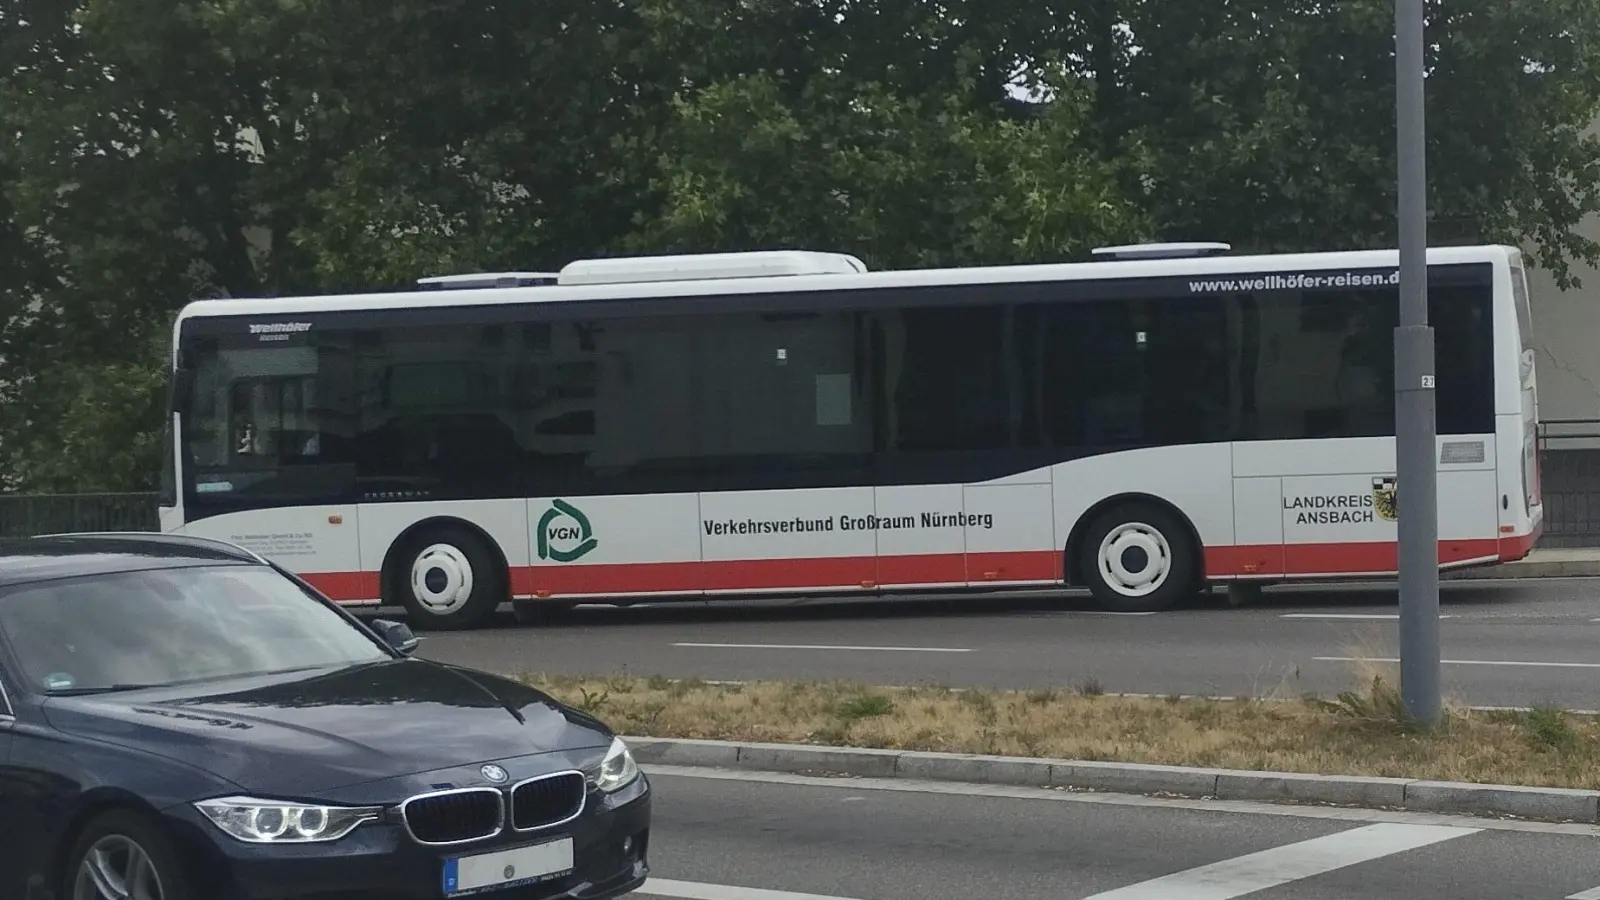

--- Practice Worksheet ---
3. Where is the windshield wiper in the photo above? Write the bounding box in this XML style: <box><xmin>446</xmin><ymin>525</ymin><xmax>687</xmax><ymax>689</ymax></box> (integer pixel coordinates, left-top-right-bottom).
<box><xmin>45</xmin><ymin>683</ymin><xmax>165</xmax><ymax>696</ymax></box>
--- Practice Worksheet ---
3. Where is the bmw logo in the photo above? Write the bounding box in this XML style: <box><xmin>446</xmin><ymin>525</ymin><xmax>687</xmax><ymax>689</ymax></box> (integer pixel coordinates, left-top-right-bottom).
<box><xmin>481</xmin><ymin>764</ymin><xmax>509</xmax><ymax>784</ymax></box>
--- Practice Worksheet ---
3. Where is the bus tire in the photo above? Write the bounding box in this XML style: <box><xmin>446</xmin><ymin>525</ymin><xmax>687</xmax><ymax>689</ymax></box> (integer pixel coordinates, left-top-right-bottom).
<box><xmin>1078</xmin><ymin>502</ymin><xmax>1199</xmax><ymax>613</ymax></box>
<box><xmin>393</xmin><ymin>526</ymin><xmax>506</xmax><ymax>631</ymax></box>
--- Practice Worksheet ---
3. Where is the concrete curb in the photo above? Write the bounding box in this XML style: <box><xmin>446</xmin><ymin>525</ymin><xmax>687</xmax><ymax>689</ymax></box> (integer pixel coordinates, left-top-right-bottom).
<box><xmin>626</xmin><ymin>736</ymin><xmax>1600</xmax><ymax>824</ymax></box>
<box><xmin>1446</xmin><ymin>556</ymin><xmax>1600</xmax><ymax>579</ymax></box>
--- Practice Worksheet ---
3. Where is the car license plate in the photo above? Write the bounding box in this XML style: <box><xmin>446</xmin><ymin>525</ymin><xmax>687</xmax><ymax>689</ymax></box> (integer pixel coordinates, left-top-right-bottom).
<box><xmin>442</xmin><ymin>837</ymin><xmax>574</xmax><ymax>897</ymax></box>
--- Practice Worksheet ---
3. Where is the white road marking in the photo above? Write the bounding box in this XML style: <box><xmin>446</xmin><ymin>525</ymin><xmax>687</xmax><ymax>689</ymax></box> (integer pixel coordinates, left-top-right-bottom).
<box><xmin>671</xmin><ymin>642</ymin><xmax>972</xmax><ymax>653</ymax></box>
<box><xmin>1282</xmin><ymin>613</ymin><xmax>1457</xmax><ymax>620</ymax></box>
<box><xmin>1076</xmin><ymin>822</ymin><xmax>1478</xmax><ymax>899</ymax></box>
<box><xmin>1569</xmin><ymin>888</ymin><xmax>1600</xmax><ymax>900</ymax></box>
<box><xmin>1317</xmin><ymin>656</ymin><xmax>1600</xmax><ymax>669</ymax></box>
<box><xmin>640</xmin><ymin>878</ymin><xmax>862</xmax><ymax>900</ymax></box>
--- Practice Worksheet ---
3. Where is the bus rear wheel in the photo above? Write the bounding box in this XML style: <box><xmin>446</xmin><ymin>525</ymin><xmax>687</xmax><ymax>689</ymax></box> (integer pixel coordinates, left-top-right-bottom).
<box><xmin>392</xmin><ymin>526</ymin><xmax>506</xmax><ymax>631</ymax></box>
<box><xmin>1078</xmin><ymin>502</ymin><xmax>1199</xmax><ymax>613</ymax></box>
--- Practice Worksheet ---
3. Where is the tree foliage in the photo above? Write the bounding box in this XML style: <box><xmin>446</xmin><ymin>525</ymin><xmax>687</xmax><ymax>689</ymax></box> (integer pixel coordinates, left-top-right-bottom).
<box><xmin>2</xmin><ymin>324</ymin><xmax>170</xmax><ymax>493</ymax></box>
<box><xmin>1101</xmin><ymin>0</ymin><xmax>1600</xmax><ymax>286</ymax></box>
<box><xmin>636</xmin><ymin>72</ymin><xmax>1147</xmax><ymax>267</ymax></box>
<box><xmin>4</xmin><ymin>0</ymin><xmax>1600</xmax><ymax>491</ymax></box>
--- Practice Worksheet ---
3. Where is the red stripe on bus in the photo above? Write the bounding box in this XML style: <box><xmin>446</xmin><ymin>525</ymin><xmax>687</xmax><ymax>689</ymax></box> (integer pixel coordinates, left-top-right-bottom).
<box><xmin>302</xmin><ymin>536</ymin><xmax>1537</xmax><ymax>603</ymax></box>
<box><xmin>302</xmin><ymin>571</ymin><xmax>380</xmax><ymax>601</ymax></box>
<box><xmin>1497</xmin><ymin>528</ymin><xmax>1539</xmax><ymax>563</ymax></box>
<box><xmin>1203</xmin><ymin>539</ymin><xmax>1503</xmax><ymax>578</ymax></box>
<box><xmin>875</xmin><ymin>552</ymin><xmax>969</xmax><ymax>586</ymax></box>
<box><xmin>508</xmin><ymin>551</ymin><xmax>1061</xmax><ymax>596</ymax></box>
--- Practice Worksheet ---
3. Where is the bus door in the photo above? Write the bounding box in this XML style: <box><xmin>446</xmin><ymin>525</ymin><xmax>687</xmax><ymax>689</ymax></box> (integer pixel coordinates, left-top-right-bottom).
<box><xmin>696</xmin><ymin>311</ymin><xmax>878</xmax><ymax>593</ymax></box>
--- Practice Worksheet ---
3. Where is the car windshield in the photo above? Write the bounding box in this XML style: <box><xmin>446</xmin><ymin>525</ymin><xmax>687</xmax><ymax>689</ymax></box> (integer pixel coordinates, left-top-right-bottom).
<box><xmin>0</xmin><ymin>564</ymin><xmax>392</xmax><ymax>694</ymax></box>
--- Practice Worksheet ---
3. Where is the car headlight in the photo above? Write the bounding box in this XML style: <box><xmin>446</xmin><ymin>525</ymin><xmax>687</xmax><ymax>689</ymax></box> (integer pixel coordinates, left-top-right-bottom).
<box><xmin>595</xmin><ymin>736</ymin><xmax>640</xmax><ymax>792</ymax></box>
<box><xmin>194</xmin><ymin>796</ymin><xmax>383</xmax><ymax>843</ymax></box>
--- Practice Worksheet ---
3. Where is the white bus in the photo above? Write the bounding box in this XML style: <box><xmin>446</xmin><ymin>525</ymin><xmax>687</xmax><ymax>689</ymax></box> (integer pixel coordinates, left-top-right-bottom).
<box><xmin>156</xmin><ymin>243</ymin><xmax>1543</xmax><ymax>629</ymax></box>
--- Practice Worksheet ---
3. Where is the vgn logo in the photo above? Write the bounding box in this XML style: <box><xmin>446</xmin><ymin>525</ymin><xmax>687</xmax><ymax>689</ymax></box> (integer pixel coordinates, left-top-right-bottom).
<box><xmin>537</xmin><ymin>498</ymin><xmax>598</xmax><ymax>563</ymax></box>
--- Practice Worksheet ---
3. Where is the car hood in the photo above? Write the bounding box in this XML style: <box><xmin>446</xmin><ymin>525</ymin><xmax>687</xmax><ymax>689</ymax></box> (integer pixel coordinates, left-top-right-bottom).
<box><xmin>41</xmin><ymin>658</ymin><xmax>613</xmax><ymax>794</ymax></box>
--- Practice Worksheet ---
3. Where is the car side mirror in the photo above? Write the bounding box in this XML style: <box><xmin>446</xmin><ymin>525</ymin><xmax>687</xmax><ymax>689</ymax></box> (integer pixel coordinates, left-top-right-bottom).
<box><xmin>370</xmin><ymin>618</ymin><xmax>420</xmax><ymax>656</ymax></box>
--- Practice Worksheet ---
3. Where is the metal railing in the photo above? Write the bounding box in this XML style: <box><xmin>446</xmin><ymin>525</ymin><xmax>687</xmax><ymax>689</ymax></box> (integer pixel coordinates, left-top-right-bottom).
<box><xmin>1536</xmin><ymin>419</ymin><xmax>1600</xmax><ymax>548</ymax></box>
<box><xmin>0</xmin><ymin>492</ymin><xmax>161</xmax><ymax>538</ymax></box>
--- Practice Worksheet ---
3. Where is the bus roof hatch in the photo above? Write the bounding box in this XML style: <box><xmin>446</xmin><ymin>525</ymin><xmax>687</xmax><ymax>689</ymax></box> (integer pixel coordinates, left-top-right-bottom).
<box><xmin>1091</xmin><ymin>242</ymin><xmax>1232</xmax><ymax>260</ymax></box>
<box><xmin>557</xmin><ymin>250</ymin><xmax>869</xmax><ymax>286</ymax></box>
<box><xmin>417</xmin><ymin>272</ymin><xmax>560</xmax><ymax>290</ymax></box>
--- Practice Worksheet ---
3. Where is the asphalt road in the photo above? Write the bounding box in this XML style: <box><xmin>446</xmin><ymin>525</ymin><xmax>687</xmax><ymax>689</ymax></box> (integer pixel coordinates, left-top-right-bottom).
<box><xmin>407</xmin><ymin>577</ymin><xmax>1600</xmax><ymax>710</ymax></box>
<box><xmin>626</xmin><ymin>765</ymin><xmax>1600</xmax><ymax>900</ymax></box>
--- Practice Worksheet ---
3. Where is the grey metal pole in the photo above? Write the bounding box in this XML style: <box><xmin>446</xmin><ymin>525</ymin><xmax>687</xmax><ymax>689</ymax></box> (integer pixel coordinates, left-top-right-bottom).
<box><xmin>1394</xmin><ymin>0</ymin><xmax>1442</xmax><ymax>725</ymax></box>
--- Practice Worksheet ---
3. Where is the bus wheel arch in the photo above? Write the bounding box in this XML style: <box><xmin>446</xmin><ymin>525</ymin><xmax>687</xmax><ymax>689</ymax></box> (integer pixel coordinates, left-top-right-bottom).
<box><xmin>381</xmin><ymin>517</ymin><xmax>509</xmax><ymax>631</ymax></box>
<box><xmin>1065</xmin><ymin>494</ymin><xmax>1205</xmax><ymax>612</ymax></box>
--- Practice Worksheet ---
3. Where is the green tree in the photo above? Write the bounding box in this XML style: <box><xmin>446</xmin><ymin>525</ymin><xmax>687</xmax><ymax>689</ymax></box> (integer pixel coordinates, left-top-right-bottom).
<box><xmin>0</xmin><ymin>0</ymin><xmax>672</xmax><ymax>489</ymax></box>
<box><xmin>1</xmin><ymin>325</ymin><xmax>171</xmax><ymax>493</ymax></box>
<box><xmin>1097</xmin><ymin>0</ymin><xmax>1600</xmax><ymax>287</ymax></box>
<box><xmin>636</xmin><ymin>72</ymin><xmax>1148</xmax><ymax>268</ymax></box>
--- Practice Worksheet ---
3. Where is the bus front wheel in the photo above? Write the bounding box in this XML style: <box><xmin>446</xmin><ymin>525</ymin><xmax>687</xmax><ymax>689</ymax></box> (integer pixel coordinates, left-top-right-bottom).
<box><xmin>393</xmin><ymin>526</ymin><xmax>506</xmax><ymax>631</ymax></box>
<box><xmin>1078</xmin><ymin>502</ymin><xmax>1200</xmax><ymax>613</ymax></box>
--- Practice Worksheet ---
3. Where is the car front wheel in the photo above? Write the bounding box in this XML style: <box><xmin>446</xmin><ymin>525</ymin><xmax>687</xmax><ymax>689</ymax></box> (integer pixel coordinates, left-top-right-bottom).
<box><xmin>65</xmin><ymin>809</ymin><xmax>192</xmax><ymax>900</ymax></box>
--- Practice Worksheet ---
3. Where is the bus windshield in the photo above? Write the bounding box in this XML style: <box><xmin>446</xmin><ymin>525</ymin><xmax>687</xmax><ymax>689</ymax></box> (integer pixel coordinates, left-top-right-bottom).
<box><xmin>180</xmin><ymin>337</ymin><xmax>359</xmax><ymax>505</ymax></box>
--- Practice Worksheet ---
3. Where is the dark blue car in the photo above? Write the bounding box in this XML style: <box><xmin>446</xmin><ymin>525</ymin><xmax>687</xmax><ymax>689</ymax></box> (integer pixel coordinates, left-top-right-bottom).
<box><xmin>0</xmin><ymin>533</ymin><xmax>651</xmax><ymax>900</ymax></box>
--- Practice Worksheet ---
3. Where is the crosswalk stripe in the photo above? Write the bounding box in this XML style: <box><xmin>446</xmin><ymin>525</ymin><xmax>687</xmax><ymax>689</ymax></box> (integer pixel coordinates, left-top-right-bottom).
<box><xmin>1566</xmin><ymin>887</ymin><xmax>1600</xmax><ymax>899</ymax></box>
<box><xmin>1077</xmin><ymin>822</ymin><xmax>1479</xmax><ymax>899</ymax></box>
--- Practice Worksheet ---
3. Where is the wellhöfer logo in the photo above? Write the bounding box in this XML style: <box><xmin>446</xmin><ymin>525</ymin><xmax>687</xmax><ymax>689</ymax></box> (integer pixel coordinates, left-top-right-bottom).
<box><xmin>537</xmin><ymin>498</ymin><xmax>598</xmax><ymax>563</ymax></box>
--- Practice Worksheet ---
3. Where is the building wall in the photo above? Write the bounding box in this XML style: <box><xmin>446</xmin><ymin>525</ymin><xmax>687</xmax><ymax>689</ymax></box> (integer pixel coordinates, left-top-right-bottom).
<box><xmin>1525</xmin><ymin>212</ymin><xmax>1600</xmax><ymax>430</ymax></box>
<box><xmin>1524</xmin><ymin>213</ymin><xmax>1600</xmax><ymax>545</ymax></box>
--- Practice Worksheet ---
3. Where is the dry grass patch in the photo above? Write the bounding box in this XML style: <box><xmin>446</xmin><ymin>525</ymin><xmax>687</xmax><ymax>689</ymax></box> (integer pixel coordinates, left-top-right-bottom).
<box><xmin>520</xmin><ymin>670</ymin><xmax>1600</xmax><ymax>789</ymax></box>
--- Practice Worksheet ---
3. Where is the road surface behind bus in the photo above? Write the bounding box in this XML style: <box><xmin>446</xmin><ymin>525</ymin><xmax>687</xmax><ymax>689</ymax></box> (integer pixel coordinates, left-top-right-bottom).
<box><xmin>405</xmin><ymin>576</ymin><xmax>1600</xmax><ymax>710</ymax></box>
